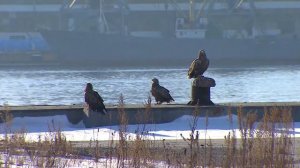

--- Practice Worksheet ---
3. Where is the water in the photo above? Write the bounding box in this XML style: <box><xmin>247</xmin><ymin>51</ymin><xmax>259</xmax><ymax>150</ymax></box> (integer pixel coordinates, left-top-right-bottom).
<box><xmin>0</xmin><ymin>65</ymin><xmax>300</xmax><ymax>106</ymax></box>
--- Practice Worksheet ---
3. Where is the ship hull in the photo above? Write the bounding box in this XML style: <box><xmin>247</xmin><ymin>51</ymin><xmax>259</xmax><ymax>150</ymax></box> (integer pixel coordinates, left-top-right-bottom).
<box><xmin>40</xmin><ymin>30</ymin><xmax>300</xmax><ymax>67</ymax></box>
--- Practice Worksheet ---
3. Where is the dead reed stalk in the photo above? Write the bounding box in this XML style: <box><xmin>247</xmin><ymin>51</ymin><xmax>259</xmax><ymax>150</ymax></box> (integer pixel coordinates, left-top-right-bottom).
<box><xmin>223</xmin><ymin>106</ymin><xmax>294</xmax><ymax>167</ymax></box>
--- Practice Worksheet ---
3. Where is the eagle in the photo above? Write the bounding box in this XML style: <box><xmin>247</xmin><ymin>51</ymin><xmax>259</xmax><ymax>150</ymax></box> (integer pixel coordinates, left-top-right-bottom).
<box><xmin>188</xmin><ymin>50</ymin><xmax>209</xmax><ymax>79</ymax></box>
<box><xmin>151</xmin><ymin>78</ymin><xmax>174</xmax><ymax>104</ymax></box>
<box><xmin>85</xmin><ymin>83</ymin><xmax>107</xmax><ymax>115</ymax></box>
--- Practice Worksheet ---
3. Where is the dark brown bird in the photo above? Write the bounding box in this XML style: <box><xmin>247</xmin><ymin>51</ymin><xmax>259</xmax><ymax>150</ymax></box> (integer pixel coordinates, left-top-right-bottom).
<box><xmin>151</xmin><ymin>78</ymin><xmax>174</xmax><ymax>104</ymax></box>
<box><xmin>84</xmin><ymin>83</ymin><xmax>107</xmax><ymax>114</ymax></box>
<box><xmin>188</xmin><ymin>50</ymin><xmax>209</xmax><ymax>79</ymax></box>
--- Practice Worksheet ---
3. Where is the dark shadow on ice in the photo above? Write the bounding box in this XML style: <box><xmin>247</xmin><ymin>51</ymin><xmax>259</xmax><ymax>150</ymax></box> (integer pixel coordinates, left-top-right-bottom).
<box><xmin>0</xmin><ymin>115</ymin><xmax>240</xmax><ymax>134</ymax></box>
<box><xmin>101</xmin><ymin>115</ymin><xmax>240</xmax><ymax>134</ymax></box>
<box><xmin>0</xmin><ymin>115</ymin><xmax>87</xmax><ymax>133</ymax></box>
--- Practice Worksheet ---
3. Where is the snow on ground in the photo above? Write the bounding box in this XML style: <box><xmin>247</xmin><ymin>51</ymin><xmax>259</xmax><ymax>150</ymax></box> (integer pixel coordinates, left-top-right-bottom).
<box><xmin>0</xmin><ymin>114</ymin><xmax>299</xmax><ymax>142</ymax></box>
<box><xmin>0</xmin><ymin>152</ymin><xmax>170</xmax><ymax>168</ymax></box>
<box><xmin>0</xmin><ymin>114</ymin><xmax>299</xmax><ymax>167</ymax></box>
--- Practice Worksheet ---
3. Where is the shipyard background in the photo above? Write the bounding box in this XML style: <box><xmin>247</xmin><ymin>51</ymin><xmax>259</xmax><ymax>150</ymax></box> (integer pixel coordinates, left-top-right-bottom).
<box><xmin>1</xmin><ymin>0</ymin><xmax>300</xmax><ymax>38</ymax></box>
<box><xmin>0</xmin><ymin>0</ymin><xmax>300</xmax><ymax>66</ymax></box>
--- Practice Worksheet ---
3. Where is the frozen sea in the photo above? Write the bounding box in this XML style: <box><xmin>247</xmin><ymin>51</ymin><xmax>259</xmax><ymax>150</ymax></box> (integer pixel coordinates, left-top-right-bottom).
<box><xmin>0</xmin><ymin>64</ymin><xmax>300</xmax><ymax>140</ymax></box>
<box><xmin>0</xmin><ymin>64</ymin><xmax>300</xmax><ymax>106</ymax></box>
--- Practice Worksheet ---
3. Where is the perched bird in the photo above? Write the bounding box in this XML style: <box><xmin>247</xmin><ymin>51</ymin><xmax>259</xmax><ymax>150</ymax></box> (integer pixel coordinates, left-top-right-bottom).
<box><xmin>151</xmin><ymin>78</ymin><xmax>174</xmax><ymax>104</ymax></box>
<box><xmin>188</xmin><ymin>50</ymin><xmax>209</xmax><ymax>79</ymax></box>
<box><xmin>85</xmin><ymin>83</ymin><xmax>107</xmax><ymax>115</ymax></box>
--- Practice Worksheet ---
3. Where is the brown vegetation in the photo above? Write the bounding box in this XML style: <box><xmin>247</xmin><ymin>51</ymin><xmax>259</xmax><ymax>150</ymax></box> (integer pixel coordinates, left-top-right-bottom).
<box><xmin>0</xmin><ymin>98</ymin><xmax>296</xmax><ymax>167</ymax></box>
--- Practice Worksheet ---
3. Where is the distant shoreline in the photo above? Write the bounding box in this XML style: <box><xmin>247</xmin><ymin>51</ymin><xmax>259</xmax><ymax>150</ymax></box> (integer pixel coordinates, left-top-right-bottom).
<box><xmin>0</xmin><ymin>60</ymin><xmax>299</xmax><ymax>69</ymax></box>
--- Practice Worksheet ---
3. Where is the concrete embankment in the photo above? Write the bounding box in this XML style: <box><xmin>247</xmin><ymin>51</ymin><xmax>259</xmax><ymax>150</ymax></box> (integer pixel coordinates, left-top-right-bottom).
<box><xmin>0</xmin><ymin>102</ymin><xmax>300</xmax><ymax>128</ymax></box>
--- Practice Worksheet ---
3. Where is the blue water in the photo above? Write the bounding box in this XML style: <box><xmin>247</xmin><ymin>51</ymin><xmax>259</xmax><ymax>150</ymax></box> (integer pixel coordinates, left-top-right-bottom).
<box><xmin>0</xmin><ymin>65</ymin><xmax>300</xmax><ymax>105</ymax></box>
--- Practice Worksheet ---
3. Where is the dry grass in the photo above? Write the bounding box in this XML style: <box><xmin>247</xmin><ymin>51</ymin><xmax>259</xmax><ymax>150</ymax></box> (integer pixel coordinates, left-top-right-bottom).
<box><xmin>0</xmin><ymin>124</ymin><xmax>73</xmax><ymax>167</ymax></box>
<box><xmin>0</xmin><ymin>105</ymin><xmax>74</xmax><ymax>167</ymax></box>
<box><xmin>223</xmin><ymin>106</ymin><xmax>294</xmax><ymax>167</ymax></box>
<box><xmin>0</xmin><ymin>100</ymin><xmax>297</xmax><ymax>167</ymax></box>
